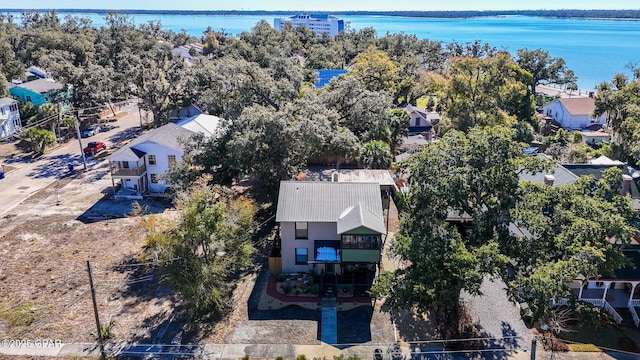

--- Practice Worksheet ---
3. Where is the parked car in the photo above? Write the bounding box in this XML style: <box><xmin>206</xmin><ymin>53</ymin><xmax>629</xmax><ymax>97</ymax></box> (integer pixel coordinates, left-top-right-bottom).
<box><xmin>82</xmin><ymin>126</ymin><xmax>101</xmax><ymax>137</ymax></box>
<box><xmin>83</xmin><ymin>141</ymin><xmax>106</xmax><ymax>155</ymax></box>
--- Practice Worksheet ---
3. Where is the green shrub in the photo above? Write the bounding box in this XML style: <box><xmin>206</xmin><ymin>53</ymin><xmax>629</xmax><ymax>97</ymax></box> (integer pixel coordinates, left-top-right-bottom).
<box><xmin>296</xmin><ymin>355</ymin><xmax>307</xmax><ymax>360</ymax></box>
<box><xmin>281</xmin><ymin>282</ymin><xmax>292</xmax><ymax>295</ymax></box>
<box><xmin>241</xmin><ymin>355</ymin><xmax>250</xmax><ymax>360</ymax></box>
<box><xmin>275</xmin><ymin>356</ymin><xmax>284</xmax><ymax>360</ymax></box>
<box><xmin>100</xmin><ymin>320</ymin><xmax>116</xmax><ymax>340</ymax></box>
<box><xmin>309</xmin><ymin>284</ymin><xmax>320</xmax><ymax>295</ymax></box>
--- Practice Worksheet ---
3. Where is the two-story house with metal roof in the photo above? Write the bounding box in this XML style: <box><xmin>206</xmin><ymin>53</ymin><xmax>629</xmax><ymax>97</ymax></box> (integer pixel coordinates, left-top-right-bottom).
<box><xmin>274</xmin><ymin>181</ymin><xmax>386</xmax><ymax>285</ymax></box>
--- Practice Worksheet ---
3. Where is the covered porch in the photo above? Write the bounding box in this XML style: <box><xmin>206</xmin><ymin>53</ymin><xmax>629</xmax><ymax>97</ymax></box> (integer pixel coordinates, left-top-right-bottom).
<box><xmin>556</xmin><ymin>280</ymin><xmax>640</xmax><ymax>327</ymax></box>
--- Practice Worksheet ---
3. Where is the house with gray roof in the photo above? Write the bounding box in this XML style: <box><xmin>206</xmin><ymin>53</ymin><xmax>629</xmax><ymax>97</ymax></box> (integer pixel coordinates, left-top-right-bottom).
<box><xmin>107</xmin><ymin>123</ymin><xmax>198</xmax><ymax>197</ymax></box>
<box><xmin>274</xmin><ymin>181</ymin><xmax>386</xmax><ymax>279</ymax></box>
<box><xmin>9</xmin><ymin>78</ymin><xmax>64</xmax><ymax>107</ymax></box>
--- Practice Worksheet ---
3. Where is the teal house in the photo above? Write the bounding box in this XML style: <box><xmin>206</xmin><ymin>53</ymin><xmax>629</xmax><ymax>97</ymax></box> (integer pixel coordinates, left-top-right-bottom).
<box><xmin>9</xmin><ymin>79</ymin><xmax>64</xmax><ymax>107</ymax></box>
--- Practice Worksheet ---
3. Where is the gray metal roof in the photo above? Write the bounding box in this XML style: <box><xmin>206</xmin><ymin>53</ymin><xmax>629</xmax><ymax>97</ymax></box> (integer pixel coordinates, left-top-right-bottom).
<box><xmin>275</xmin><ymin>181</ymin><xmax>384</xmax><ymax>231</ymax></box>
<box><xmin>519</xmin><ymin>164</ymin><xmax>579</xmax><ymax>187</ymax></box>
<box><xmin>109</xmin><ymin>123</ymin><xmax>195</xmax><ymax>160</ymax></box>
<box><xmin>0</xmin><ymin>97</ymin><xmax>17</xmax><ymax>107</ymax></box>
<box><xmin>15</xmin><ymin>79</ymin><xmax>63</xmax><ymax>94</ymax></box>
<box><xmin>336</xmin><ymin>203</ymin><xmax>386</xmax><ymax>234</ymax></box>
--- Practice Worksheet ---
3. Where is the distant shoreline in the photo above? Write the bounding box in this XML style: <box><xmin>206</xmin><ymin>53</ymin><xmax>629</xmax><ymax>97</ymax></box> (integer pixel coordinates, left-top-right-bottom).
<box><xmin>1</xmin><ymin>9</ymin><xmax>640</xmax><ymax>20</ymax></box>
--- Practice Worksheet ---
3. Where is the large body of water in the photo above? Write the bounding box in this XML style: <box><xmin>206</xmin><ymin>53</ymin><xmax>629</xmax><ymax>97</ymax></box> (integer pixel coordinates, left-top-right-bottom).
<box><xmin>8</xmin><ymin>11</ymin><xmax>640</xmax><ymax>90</ymax></box>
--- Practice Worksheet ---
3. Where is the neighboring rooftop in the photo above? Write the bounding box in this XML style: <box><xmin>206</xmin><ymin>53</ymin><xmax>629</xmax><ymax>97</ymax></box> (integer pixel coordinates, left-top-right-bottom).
<box><xmin>14</xmin><ymin>78</ymin><xmax>63</xmax><ymax>94</ymax></box>
<box><xmin>169</xmin><ymin>104</ymin><xmax>203</xmax><ymax>121</ymax></box>
<box><xmin>557</xmin><ymin>97</ymin><xmax>596</xmax><ymax>116</ymax></box>
<box><xmin>176</xmin><ymin>113</ymin><xmax>222</xmax><ymax>137</ymax></box>
<box><xmin>519</xmin><ymin>164</ymin><xmax>579</xmax><ymax>187</ymax></box>
<box><xmin>27</xmin><ymin>65</ymin><xmax>50</xmax><ymax>79</ymax></box>
<box><xmin>315</xmin><ymin>69</ymin><xmax>348</xmax><ymax>88</ymax></box>
<box><xmin>109</xmin><ymin>123</ymin><xmax>196</xmax><ymax>161</ymax></box>
<box><xmin>0</xmin><ymin>97</ymin><xmax>17</xmax><ymax>107</ymax></box>
<box><xmin>275</xmin><ymin>181</ymin><xmax>384</xmax><ymax>233</ymax></box>
<box><xmin>588</xmin><ymin>155</ymin><xmax>624</xmax><ymax>166</ymax></box>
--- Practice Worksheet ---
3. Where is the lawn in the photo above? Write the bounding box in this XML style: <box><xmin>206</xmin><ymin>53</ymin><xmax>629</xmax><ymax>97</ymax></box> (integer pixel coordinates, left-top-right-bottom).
<box><xmin>559</xmin><ymin>325</ymin><xmax>637</xmax><ymax>352</ymax></box>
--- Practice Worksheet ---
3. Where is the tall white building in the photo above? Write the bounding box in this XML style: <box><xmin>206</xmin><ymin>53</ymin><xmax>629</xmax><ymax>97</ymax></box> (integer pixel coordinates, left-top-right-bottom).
<box><xmin>274</xmin><ymin>14</ymin><xmax>348</xmax><ymax>36</ymax></box>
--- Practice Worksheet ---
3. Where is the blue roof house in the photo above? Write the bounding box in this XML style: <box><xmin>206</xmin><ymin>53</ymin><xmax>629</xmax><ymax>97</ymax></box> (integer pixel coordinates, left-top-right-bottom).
<box><xmin>315</xmin><ymin>69</ymin><xmax>348</xmax><ymax>88</ymax></box>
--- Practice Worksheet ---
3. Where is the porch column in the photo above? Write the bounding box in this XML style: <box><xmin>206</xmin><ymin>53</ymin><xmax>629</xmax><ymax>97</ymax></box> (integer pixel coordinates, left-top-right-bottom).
<box><xmin>629</xmin><ymin>282</ymin><xmax>639</xmax><ymax>307</ymax></box>
<box><xmin>578</xmin><ymin>281</ymin><xmax>584</xmax><ymax>300</ymax></box>
<box><xmin>602</xmin><ymin>281</ymin><xmax>611</xmax><ymax>302</ymax></box>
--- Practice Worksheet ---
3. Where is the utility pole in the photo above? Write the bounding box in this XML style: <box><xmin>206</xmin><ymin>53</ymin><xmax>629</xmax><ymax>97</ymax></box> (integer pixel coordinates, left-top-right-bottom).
<box><xmin>530</xmin><ymin>336</ymin><xmax>537</xmax><ymax>360</ymax></box>
<box><xmin>74</xmin><ymin>116</ymin><xmax>87</xmax><ymax>170</ymax></box>
<box><xmin>86</xmin><ymin>261</ymin><xmax>106</xmax><ymax>360</ymax></box>
<box><xmin>137</xmin><ymin>99</ymin><xmax>143</xmax><ymax>129</ymax></box>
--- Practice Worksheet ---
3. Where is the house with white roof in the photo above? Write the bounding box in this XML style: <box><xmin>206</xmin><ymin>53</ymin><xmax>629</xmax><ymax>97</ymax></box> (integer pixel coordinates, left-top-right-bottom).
<box><xmin>176</xmin><ymin>114</ymin><xmax>222</xmax><ymax>137</ymax></box>
<box><xmin>108</xmin><ymin>123</ymin><xmax>195</xmax><ymax>197</ymax></box>
<box><xmin>542</xmin><ymin>97</ymin><xmax>606</xmax><ymax>130</ymax></box>
<box><xmin>0</xmin><ymin>97</ymin><xmax>22</xmax><ymax>139</ymax></box>
<box><xmin>107</xmin><ymin>114</ymin><xmax>223</xmax><ymax>198</ymax></box>
<box><xmin>274</xmin><ymin>181</ymin><xmax>386</xmax><ymax>279</ymax></box>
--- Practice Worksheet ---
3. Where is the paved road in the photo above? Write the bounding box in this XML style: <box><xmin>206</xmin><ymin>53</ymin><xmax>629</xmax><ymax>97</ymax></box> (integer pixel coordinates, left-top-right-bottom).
<box><xmin>0</xmin><ymin>103</ymin><xmax>143</xmax><ymax>217</ymax></box>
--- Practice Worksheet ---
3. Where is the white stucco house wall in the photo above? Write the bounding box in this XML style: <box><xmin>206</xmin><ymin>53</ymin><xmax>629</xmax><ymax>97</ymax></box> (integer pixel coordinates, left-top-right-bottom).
<box><xmin>542</xmin><ymin>97</ymin><xmax>606</xmax><ymax>130</ymax></box>
<box><xmin>0</xmin><ymin>97</ymin><xmax>22</xmax><ymax>139</ymax></box>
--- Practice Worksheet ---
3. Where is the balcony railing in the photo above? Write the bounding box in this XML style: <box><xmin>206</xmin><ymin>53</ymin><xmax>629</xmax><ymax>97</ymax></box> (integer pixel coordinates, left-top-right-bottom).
<box><xmin>582</xmin><ymin>298</ymin><xmax>604</xmax><ymax>307</ymax></box>
<box><xmin>111</xmin><ymin>164</ymin><xmax>146</xmax><ymax>177</ymax></box>
<box><xmin>629</xmin><ymin>305</ymin><xmax>640</xmax><ymax>327</ymax></box>
<box><xmin>603</xmin><ymin>301</ymin><xmax>623</xmax><ymax>324</ymax></box>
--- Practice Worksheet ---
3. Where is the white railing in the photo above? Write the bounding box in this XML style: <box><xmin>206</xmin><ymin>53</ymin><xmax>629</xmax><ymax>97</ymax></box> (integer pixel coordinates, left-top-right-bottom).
<box><xmin>629</xmin><ymin>305</ymin><xmax>640</xmax><ymax>327</ymax></box>
<box><xmin>552</xmin><ymin>298</ymin><xmax>569</xmax><ymax>306</ymax></box>
<box><xmin>583</xmin><ymin>298</ymin><xmax>604</xmax><ymax>307</ymax></box>
<box><xmin>604</xmin><ymin>301</ymin><xmax>623</xmax><ymax>324</ymax></box>
<box><xmin>630</xmin><ymin>299</ymin><xmax>640</xmax><ymax>307</ymax></box>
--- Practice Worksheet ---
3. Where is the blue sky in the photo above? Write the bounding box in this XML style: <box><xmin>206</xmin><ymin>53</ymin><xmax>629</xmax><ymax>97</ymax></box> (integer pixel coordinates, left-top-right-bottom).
<box><xmin>2</xmin><ymin>0</ymin><xmax>639</xmax><ymax>11</ymax></box>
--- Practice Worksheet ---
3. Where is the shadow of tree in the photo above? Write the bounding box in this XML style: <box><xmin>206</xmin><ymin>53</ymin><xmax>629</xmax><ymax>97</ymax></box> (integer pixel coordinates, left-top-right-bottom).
<box><xmin>26</xmin><ymin>153</ymin><xmax>85</xmax><ymax>179</ymax></box>
<box><xmin>76</xmin><ymin>197</ymin><xmax>171</xmax><ymax>224</ymax></box>
<box><xmin>107</xmin><ymin>126</ymin><xmax>142</xmax><ymax>145</ymax></box>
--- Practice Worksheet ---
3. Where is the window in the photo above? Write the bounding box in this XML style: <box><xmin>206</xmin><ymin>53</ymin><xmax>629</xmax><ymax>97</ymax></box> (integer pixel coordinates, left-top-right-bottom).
<box><xmin>122</xmin><ymin>161</ymin><xmax>129</xmax><ymax>169</ymax></box>
<box><xmin>148</xmin><ymin>155</ymin><xmax>157</xmax><ymax>165</ymax></box>
<box><xmin>168</xmin><ymin>154</ymin><xmax>176</xmax><ymax>164</ymax></box>
<box><xmin>295</xmin><ymin>222</ymin><xmax>308</xmax><ymax>239</ymax></box>
<box><xmin>295</xmin><ymin>248</ymin><xmax>308</xmax><ymax>265</ymax></box>
<box><xmin>150</xmin><ymin>174</ymin><xmax>159</xmax><ymax>183</ymax></box>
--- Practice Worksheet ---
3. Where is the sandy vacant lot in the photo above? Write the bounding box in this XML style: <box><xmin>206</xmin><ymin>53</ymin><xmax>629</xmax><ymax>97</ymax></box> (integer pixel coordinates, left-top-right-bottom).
<box><xmin>0</xmin><ymin>164</ymin><xmax>177</xmax><ymax>344</ymax></box>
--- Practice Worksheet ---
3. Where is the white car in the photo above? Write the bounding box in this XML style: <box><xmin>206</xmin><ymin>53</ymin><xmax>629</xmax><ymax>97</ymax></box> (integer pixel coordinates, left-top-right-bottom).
<box><xmin>82</xmin><ymin>126</ymin><xmax>101</xmax><ymax>137</ymax></box>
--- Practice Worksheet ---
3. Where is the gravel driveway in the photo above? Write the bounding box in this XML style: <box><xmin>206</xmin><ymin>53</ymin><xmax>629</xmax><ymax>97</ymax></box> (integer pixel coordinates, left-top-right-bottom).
<box><xmin>461</xmin><ymin>276</ymin><xmax>534</xmax><ymax>352</ymax></box>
